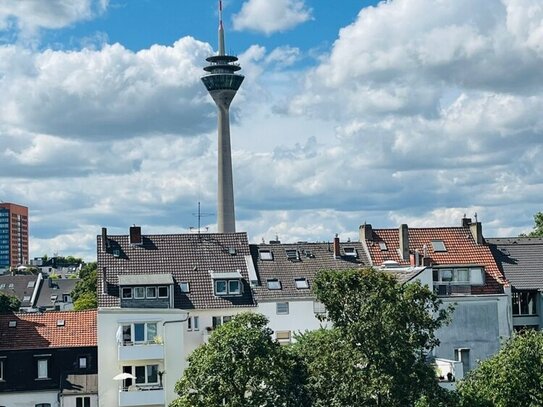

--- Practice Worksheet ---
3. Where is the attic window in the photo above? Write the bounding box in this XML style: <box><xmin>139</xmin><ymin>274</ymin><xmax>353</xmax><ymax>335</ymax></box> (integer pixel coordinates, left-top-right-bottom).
<box><xmin>431</xmin><ymin>240</ymin><xmax>447</xmax><ymax>252</ymax></box>
<box><xmin>0</xmin><ymin>284</ymin><xmax>5</xmax><ymax>289</ymax></box>
<box><xmin>23</xmin><ymin>295</ymin><xmax>31</xmax><ymax>302</ymax></box>
<box><xmin>113</xmin><ymin>248</ymin><xmax>120</xmax><ymax>257</ymax></box>
<box><xmin>8</xmin><ymin>283</ymin><xmax>14</xmax><ymax>289</ymax></box>
<box><xmin>57</xmin><ymin>320</ymin><xmax>65</xmax><ymax>327</ymax></box>
<box><xmin>267</xmin><ymin>279</ymin><xmax>282</xmax><ymax>290</ymax></box>
<box><xmin>304</xmin><ymin>250</ymin><xmax>314</xmax><ymax>258</ymax></box>
<box><xmin>285</xmin><ymin>249</ymin><xmax>300</xmax><ymax>261</ymax></box>
<box><xmin>180</xmin><ymin>282</ymin><xmax>190</xmax><ymax>293</ymax></box>
<box><xmin>295</xmin><ymin>278</ymin><xmax>309</xmax><ymax>289</ymax></box>
<box><xmin>343</xmin><ymin>247</ymin><xmax>358</xmax><ymax>257</ymax></box>
<box><xmin>50</xmin><ymin>295</ymin><xmax>58</xmax><ymax>301</ymax></box>
<box><xmin>259</xmin><ymin>250</ymin><xmax>273</xmax><ymax>261</ymax></box>
<box><xmin>228</xmin><ymin>247</ymin><xmax>237</xmax><ymax>255</ymax></box>
<box><xmin>378</xmin><ymin>242</ymin><xmax>388</xmax><ymax>251</ymax></box>
<box><xmin>8</xmin><ymin>321</ymin><xmax>16</xmax><ymax>328</ymax></box>
<box><xmin>27</xmin><ymin>281</ymin><xmax>35</xmax><ymax>288</ymax></box>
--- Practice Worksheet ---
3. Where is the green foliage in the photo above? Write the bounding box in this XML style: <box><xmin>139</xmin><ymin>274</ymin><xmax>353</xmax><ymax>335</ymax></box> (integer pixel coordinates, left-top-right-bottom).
<box><xmin>300</xmin><ymin>267</ymin><xmax>452</xmax><ymax>406</ymax></box>
<box><xmin>71</xmin><ymin>262</ymin><xmax>97</xmax><ymax>310</ymax></box>
<box><xmin>170</xmin><ymin>313</ymin><xmax>309</xmax><ymax>407</ymax></box>
<box><xmin>49</xmin><ymin>273</ymin><xmax>60</xmax><ymax>280</ymax></box>
<box><xmin>73</xmin><ymin>292</ymin><xmax>97</xmax><ymax>311</ymax></box>
<box><xmin>458</xmin><ymin>330</ymin><xmax>543</xmax><ymax>407</ymax></box>
<box><xmin>0</xmin><ymin>292</ymin><xmax>21</xmax><ymax>313</ymax></box>
<box><xmin>528</xmin><ymin>212</ymin><xmax>543</xmax><ymax>237</ymax></box>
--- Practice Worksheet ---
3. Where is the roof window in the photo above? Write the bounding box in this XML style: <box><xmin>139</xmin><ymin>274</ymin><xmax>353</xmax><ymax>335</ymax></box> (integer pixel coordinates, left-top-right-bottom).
<box><xmin>267</xmin><ymin>279</ymin><xmax>282</xmax><ymax>290</ymax></box>
<box><xmin>431</xmin><ymin>240</ymin><xmax>447</xmax><ymax>252</ymax></box>
<box><xmin>8</xmin><ymin>321</ymin><xmax>16</xmax><ymax>328</ymax></box>
<box><xmin>285</xmin><ymin>249</ymin><xmax>300</xmax><ymax>261</ymax></box>
<box><xmin>259</xmin><ymin>250</ymin><xmax>273</xmax><ymax>261</ymax></box>
<box><xmin>295</xmin><ymin>278</ymin><xmax>309</xmax><ymax>289</ymax></box>
<box><xmin>378</xmin><ymin>241</ymin><xmax>388</xmax><ymax>251</ymax></box>
<box><xmin>23</xmin><ymin>295</ymin><xmax>31</xmax><ymax>302</ymax></box>
<box><xmin>343</xmin><ymin>247</ymin><xmax>358</xmax><ymax>257</ymax></box>
<box><xmin>57</xmin><ymin>319</ymin><xmax>65</xmax><ymax>327</ymax></box>
<box><xmin>27</xmin><ymin>281</ymin><xmax>35</xmax><ymax>288</ymax></box>
<box><xmin>0</xmin><ymin>284</ymin><xmax>5</xmax><ymax>289</ymax></box>
<box><xmin>180</xmin><ymin>282</ymin><xmax>190</xmax><ymax>293</ymax></box>
<box><xmin>304</xmin><ymin>250</ymin><xmax>315</xmax><ymax>258</ymax></box>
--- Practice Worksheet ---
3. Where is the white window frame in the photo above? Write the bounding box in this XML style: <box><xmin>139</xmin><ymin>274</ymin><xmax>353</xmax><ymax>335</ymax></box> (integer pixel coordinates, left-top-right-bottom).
<box><xmin>259</xmin><ymin>250</ymin><xmax>273</xmax><ymax>261</ymax></box>
<box><xmin>267</xmin><ymin>279</ymin><xmax>281</xmax><ymax>290</ymax></box>
<box><xmin>228</xmin><ymin>280</ymin><xmax>241</xmax><ymax>295</ymax></box>
<box><xmin>214</xmin><ymin>279</ymin><xmax>241</xmax><ymax>296</ymax></box>
<box><xmin>512</xmin><ymin>291</ymin><xmax>538</xmax><ymax>316</ymax></box>
<box><xmin>127</xmin><ymin>364</ymin><xmax>159</xmax><ymax>386</ymax></box>
<box><xmin>146</xmin><ymin>287</ymin><xmax>157</xmax><ymax>299</ymax></box>
<box><xmin>276</xmin><ymin>330</ymin><xmax>291</xmax><ymax>344</ymax></box>
<box><xmin>433</xmin><ymin>267</ymin><xmax>484</xmax><ymax>286</ymax></box>
<box><xmin>133</xmin><ymin>287</ymin><xmax>145</xmax><ymax>299</ymax></box>
<box><xmin>431</xmin><ymin>240</ymin><xmax>447</xmax><ymax>252</ymax></box>
<box><xmin>313</xmin><ymin>301</ymin><xmax>326</xmax><ymax>315</ymax></box>
<box><xmin>212</xmin><ymin>315</ymin><xmax>232</xmax><ymax>329</ymax></box>
<box><xmin>180</xmin><ymin>282</ymin><xmax>190</xmax><ymax>293</ymax></box>
<box><xmin>343</xmin><ymin>247</ymin><xmax>358</xmax><ymax>257</ymax></box>
<box><xmin>187</xmin><ymin>316</ymin><xmax>200</xmax><ymax>332</ymax></box>
<box><xmin>158</xmin><ymin>286</ymin><xmax>168</xmax><ymax>298</ymax></box>
<box><xmin>276</xmin><ymin>302</ymin><xmax>289</xmax><ymax>315</ymax></box>
<box><xmin>122</xmin><ymin>322</ymin><xmax>158</xmax><ymax>345</ymax></box>
<box><xmin>37</xmin><ymin>359</ymin><xmax>48</xmax><ymax>379</ymax></box>
<box><xmin>294</xmin><ymin>278</ymin><xmax>309</xmax><ymax>289</ymax></box>
<box><xmin>79</xmin><ymin>356</ymin><xmax>87</xmax><ymax>369</ymax></box>
<box><xmin>76</xmin><ymin>396</ymin><xmax>91</xmax><ymax>407</ymax></box>
<box><xmin>215</xmin><ymin>280</ymin><xmax>227</xmax><ymax>295</ymax></box>
<box><xmin>285</xmin><ymin>249</ymin><xmax>299</xmax><ymax>261</ymax></box>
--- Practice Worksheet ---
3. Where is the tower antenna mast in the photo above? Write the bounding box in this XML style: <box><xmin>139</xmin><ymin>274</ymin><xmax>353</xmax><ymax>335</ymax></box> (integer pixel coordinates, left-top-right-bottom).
<box><xmin>218</xmin><ymin>0</ymin><xmax>225</xmax><ymax>56</ymax></box>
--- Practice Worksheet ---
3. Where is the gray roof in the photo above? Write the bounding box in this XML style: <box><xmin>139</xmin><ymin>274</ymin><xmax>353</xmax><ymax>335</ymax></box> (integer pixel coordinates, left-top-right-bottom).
<box><xmin>35</xmin><ymin>278</ymin><xmax>79</xmax><ymax>308</ymax></box>
<box><xmin>250</xmin><ymin>241</ymin><xmax>371</xmax><ymax>301</ymax></box>
<box><xmin>97</xmin><ymin>232</ymin><xmax>256</xmax><ymax>309</ymax></box>
<box><xmin>61</xmin><ymin>373</ymin><xmax>98</xmax><ymax>395</ymax></box>
<box><xmin>118</xmin><ymin>274</ymin><xmax>174</xmax><ymax>286</ymax></box>
<box><xmin>487</xmin><ymin>237</ymin><xmax>543</xmax><ymax>290</ymax></box>
<box><xmin>0</xmin><ymin>275</ymin><xmax>39</xmax><ymax>307</ymax></box>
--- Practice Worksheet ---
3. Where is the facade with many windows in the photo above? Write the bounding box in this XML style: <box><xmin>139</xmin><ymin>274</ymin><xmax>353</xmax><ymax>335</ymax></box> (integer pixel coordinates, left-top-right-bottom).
<box><xmin>0</xmin><ymin>202</ymin><xmax>29</xmax><ymax>271</ymax></box>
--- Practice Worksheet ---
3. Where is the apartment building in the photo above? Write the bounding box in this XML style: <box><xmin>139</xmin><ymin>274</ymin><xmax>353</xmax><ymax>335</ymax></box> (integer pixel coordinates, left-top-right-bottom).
<box><xmin>0</xmin><ymin>203</ymin><xmax>29</xmax><ymax>271</ymax></box>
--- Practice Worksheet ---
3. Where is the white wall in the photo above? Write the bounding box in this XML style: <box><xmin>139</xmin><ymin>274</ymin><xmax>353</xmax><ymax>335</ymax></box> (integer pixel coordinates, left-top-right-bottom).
<box><xmin>0</xmin><ymin>390</ymin><xmax>58</xmax><ymax>407</ymax></box>
<box><xmin>97</xmin><ymin>308</ymin><xmax>187</xmax><ymax>407</ymax></box>
<box><xmin>61</xmin><ymin>394</ymin><xmax>98</xmax><ymax>407</ymax></box>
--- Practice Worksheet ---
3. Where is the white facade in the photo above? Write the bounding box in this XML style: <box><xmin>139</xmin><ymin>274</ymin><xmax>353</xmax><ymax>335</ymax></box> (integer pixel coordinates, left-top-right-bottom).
<box><xmin>98</xmin><ymin>308</ymin><xmax>188</xmax><ymax>407</ymax></box>
<box><xmin>0</xmin><ymin>390</ymin><xmax>58</xmax><ymax>407</ymax></box>
<box><xmin>60</xmin><ymin>394</ymin><xmax>99</xmax><ymax>407</ymax></box>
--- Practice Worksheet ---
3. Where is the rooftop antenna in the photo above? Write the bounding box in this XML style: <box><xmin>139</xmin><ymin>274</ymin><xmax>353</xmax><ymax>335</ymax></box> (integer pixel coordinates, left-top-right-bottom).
<box><xmin>218</xmin><ymin>0</ymin><xmax>225</xmax><ymax>56</ymax></box>
<box><xmin>190</xmin><ymin>202</ymin><xmax>213</xmax><ymax>235</ymax></box>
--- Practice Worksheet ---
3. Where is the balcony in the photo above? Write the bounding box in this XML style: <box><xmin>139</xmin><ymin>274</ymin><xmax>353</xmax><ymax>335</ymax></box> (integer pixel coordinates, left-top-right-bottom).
<box><xmin>118</xmin><ymin>343</ymin><xmax>164</xmax><ymax>361</ymax></box>
<box><xmin>119</xmin><ymin>387</ymin><xmax>164</xmax><ymax>406</ymax></box>
<box><xmin>435</xmin><ymin>358</ymin><xmax>464</xmax><ymax>390</ymax></box>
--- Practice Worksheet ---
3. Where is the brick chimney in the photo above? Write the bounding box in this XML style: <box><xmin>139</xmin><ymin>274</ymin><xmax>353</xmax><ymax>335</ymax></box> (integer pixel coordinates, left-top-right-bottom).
<box><xmin>101</xmin><ymin>227</ymin><xmax>108</xmax><ymax>253</ymax></box>
<box><xmin>399</xmin><ymin>224</ymin><xmax>409</xmax><ymax>261</ymax></box>
<box><xmin>359</xmin><ymin>223</ymin><xmax>373</xmax><ymax>241</ymax></box>
<box><xmin>129</xmin><ymin>225</ymin><xmax>143</xmax><ymax>246</ymax></box>
<box><xmin>461</xmin><ymin>216</ymin><xmax>472</xmax><ymax>228</ymax></box>
<box><xmin>470</xmin><ymin>221</ymin><xmax>484</xmax><ymax>245</ymax></box>
<box><xmin>333</xmin><ymin>234</ymin><xmax>341</xmax><ymax>259</ymax></box>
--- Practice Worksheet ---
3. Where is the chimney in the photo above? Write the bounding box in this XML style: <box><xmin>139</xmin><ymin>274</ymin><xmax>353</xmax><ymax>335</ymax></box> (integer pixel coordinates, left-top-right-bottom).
<box><xmin>470</xmin><ymin>221</ymin><xmax>484</xmax><ymax>245</ymax></box>
<box><xmin>102</xmin><ymin>267</ymin><xmax>107</xmax><ymax>294</ymax></box>
<box><xmin>359</xmin><ymin>223</ymin><xmax>373</xmax><ymax>242</ymax></box>
<box><xmin>129</xmin><ymin>225</ymin><xmax>143</xmax><ymax>246</ymax></box>
<box><xmin>333</xmin><ymin>234</ymin><xmax>341</xmax><ymax>259</ymax></box>
<box><xmin>101</xmin><ymin>227</ymin><xmax>108</xmax><ymax>253</ymax></box>
<box><xmin>399</xmin><ymin>224</ymin><xmax>409</xmax><ymax>261</ymax></box>
<box><xmin>410</xmin><ymin>253</ymin><xmax>416</xmax><ymax>266</ymax></box>
<box><xmin>461</xmin><ymin>216</ymin><xmax>472</xmax><ymax>228</ymax></box>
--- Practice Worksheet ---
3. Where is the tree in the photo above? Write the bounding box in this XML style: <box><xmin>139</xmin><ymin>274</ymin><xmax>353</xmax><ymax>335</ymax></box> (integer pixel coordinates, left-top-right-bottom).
<box><xmin>170</xmin><ymin>313</ymin><xmax>309</xmax><ymax>407</ymax></box>
<box><xmin>71</xmin><ymin>262</ymin><xmax>97</xmax><ymax>310</ymax></box>
<box><xmin>0</xmin><ymin>292</ymin><xmax>21</xmax><ymax>313</ymax></box>
<box><xmin>524</xmin><ymin>211</ymin><xmax>543</xmax><ymax>237</ymax></box>
<box><xmin>293</xmin><ymin>267</ymin><xmax>452</xmax><ymax>407</ymax></box>
<box><xmin>458</xmin><ymin>330</ymin><xmax>543</xmax><ymax>407</ymax></box>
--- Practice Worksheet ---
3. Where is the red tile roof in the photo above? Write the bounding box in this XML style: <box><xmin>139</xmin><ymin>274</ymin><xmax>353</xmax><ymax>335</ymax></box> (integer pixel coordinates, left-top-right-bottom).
<box><xmin>365</xmin><ymin>227</ymin><xmax>507</xmax><ymax>294</ymax></box>
<box><xmin>0</xmin><ymin>309</ymin><xmax>96</xmax><ymax>350</ymax></box>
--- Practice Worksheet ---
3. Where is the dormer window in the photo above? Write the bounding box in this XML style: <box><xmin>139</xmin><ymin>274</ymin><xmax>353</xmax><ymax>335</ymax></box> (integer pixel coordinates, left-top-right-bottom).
<box><xmin>378</xmin><ymin>241</ymin><xmax>388</xmax><ymax>251</ymax></box>
<box><xmin>211</xmin><ymin>271</ymin><xmax>243</xmax><ymax>296</ymax></box>
<box><xmin>286</xmin><ymin>249</ymin><xmax>300</xmax><ymax>261</ymax></box>
<box><xmin>267</xmin><ymin>279</ymin><xmax>281</xmax><ymax>290</ymax></box>
<box><xmin>259</xmin><ymin>250</ymin><xmax>273</xmax><ymax>261</ymax></box>
<box><xmin>431</xmin><ymin>240</ymin><xmax>447</xmax><ymax>252</ymax></box>
<box><xmin>343</xmin><ymin>247</ymin><xmax>358</xmax><ymax>257</ymax></box>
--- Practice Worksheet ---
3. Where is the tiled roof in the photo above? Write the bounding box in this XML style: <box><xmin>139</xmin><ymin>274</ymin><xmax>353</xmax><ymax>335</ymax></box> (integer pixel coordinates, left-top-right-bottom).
<box><xmin>251</xmin><ymin>241</ymin><xmax>371</xmax><ymax>301</ymax></box>
<box><xmin>97</xmin><ymin>233</ymin><xmax>256</xmax><ymax>309</ymax></box>
<box><xmin>0</xmin><ymin>309</ymin><xmax>97</xmax><ymax>350</ymax></box>
<box><xmin>35</xmin><ymin>278</ymin><xmax>79</xmax><ymax>308</ymax></box>
<box><xmin>365</xmin><ymin>227</ymin><xmax>506</xmax><ymax>294</ymax></box>
<box><xmin>487</xmin><ymin>237</ymin><xmax>543</xmax><ymax>290</ymax></box>
<box><xmin>0</xmin><ymin>274</ymin><xmax>39</xmax><ymax>307</ymax></box>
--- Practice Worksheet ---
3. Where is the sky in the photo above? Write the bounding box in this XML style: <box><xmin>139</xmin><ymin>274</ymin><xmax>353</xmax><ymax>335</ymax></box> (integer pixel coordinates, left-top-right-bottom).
<box><xmin>1</xmin><ymin>0</ymin><xmax>542</xmax><ymax>261</ymax></box>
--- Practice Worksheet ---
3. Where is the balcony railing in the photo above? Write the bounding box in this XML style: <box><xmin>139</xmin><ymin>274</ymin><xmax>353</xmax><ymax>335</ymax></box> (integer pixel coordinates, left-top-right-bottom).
<box><xmin>119</xmin><ymin>387</ymin><xmax>165</xmax><ymax>406</ymax></box>
<box><xmin>435</xmin><ymin>358</ymin><xmax>464</xmax><ymax>390</ymax></box>
<box><xmin>118</xmin><ymin>343</ymin><xmax>164</xmax><ymax>361</ymax></box>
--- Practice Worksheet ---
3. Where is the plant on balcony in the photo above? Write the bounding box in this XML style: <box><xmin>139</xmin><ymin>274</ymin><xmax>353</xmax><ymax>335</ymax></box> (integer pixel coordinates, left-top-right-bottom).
<box><xmin>153</xmin><ymin>336</ymin><xmax>164</xmax><ymax>345</ymax></box>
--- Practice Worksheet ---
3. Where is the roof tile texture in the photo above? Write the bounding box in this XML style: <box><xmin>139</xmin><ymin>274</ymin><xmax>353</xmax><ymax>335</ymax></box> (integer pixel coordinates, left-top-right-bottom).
<box><xmin>0</xmin><ymin>309</ymin><xmax>97</xmax><ymax>350</ymax></box>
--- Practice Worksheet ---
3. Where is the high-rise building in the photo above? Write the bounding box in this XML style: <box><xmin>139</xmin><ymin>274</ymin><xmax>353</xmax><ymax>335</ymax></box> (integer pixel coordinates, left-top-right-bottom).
<box><xmin>0</xmin><ymin>203</ymin><xmax>29</xmax><ymax>268</ymax></box>
<box><xmin>201</xmin><ymin>0</ymin><xmax>244</xmax><ymax>233</ymax></box>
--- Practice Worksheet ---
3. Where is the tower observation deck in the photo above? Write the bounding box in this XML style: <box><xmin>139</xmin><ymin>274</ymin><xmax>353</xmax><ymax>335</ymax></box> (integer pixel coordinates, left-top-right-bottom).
<box><xmin>201</xmin><ymin>1</ymin><xmax>244</xmax><ymax>234</ymax></box>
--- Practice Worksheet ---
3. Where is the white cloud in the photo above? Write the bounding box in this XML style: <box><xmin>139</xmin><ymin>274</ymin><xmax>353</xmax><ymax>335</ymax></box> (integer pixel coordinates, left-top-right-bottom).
<box><xmin>233</xmin><ymin>0</ymin><xmax>312</xmax><ymax>34</ymax></box>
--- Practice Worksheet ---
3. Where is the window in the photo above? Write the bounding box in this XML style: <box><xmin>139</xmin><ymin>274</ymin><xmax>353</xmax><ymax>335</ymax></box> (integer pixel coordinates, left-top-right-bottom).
<box><xmin>0</xmin><ymin>359</ymin><xmax>4</xmax><ymax>380</ymax></box>
<box><xmin>35</xmin><ymin>404</ymin><xmax>51</xmax><ymax>407</ymax></box>
<box><xmin>76</xmin><ymin>397</ymin><xmax>91</xmax><ymax>407</ymax></box>
<box><xmin>433</xmin><ymin>267</ymin><xmax>484</xmax><ymax>285</ymax></box>
<box><xmin>276</xmin><ymin>331</ymin><xmax>291</xmax><ymax>344</ymax></box>
<box><xmin>378</xmin><ymin>241</ymin><xmax>388</xmax><ymax>251</ymax></box>
<box><xmin>187</xmin><ymin>316</ymin><xmax>200</xmax><ymax>331</ymax></box>
<box><xmin>285</xmin><ymin>249</ymin><xmax>299</xmax><ymax>261</ymax></box>
<box><xmin>214</xmin><ymin>279</ymin><xmax>241</xmax><ymax>296</ymax></box>
<box><xmin>295</xmin><ymin>278</ymin><xmax>309</xmax><ymax>289</ymax></box>
<box><xmin>122</xmin><ymin>322</ymin><xmax>158</xmax><ymax>344</ymax></box>
<box><xmin>431</xmin><ymin>240</ymin><xmax>447</xmax><ymax>252</ymax></box>
<box><xmin>276</xmin><ymin>302</ymin><xmax>289</xmax><ymax>315</ymax></box>
<box><xmin>23</xmin><ymin>295</ymin><xmax>31</xmax><ymax>302</ymax></box>
<box><xmin>134</xmin><ymin>287</ymin><xmax>145</xmax><ymax>299</ymax></box>
<box><xmin>79</xmin><ymin>357</ymin><xmax>87</xmax><ymax>369</ymax></box>
<box><xmin>343</xmin><ymin>247</ymin><xmax>358</xmax><ymax>257</ymax></box>
<box><xmin>121</xmin><ymin>287</ymin><xmax>132</xmax><ymax>299</ymax></box>
<box><xmin>37</xmin><ymin>359</ymin><xmax>48</xmax><ymax>379</ymax></box>
<box><xmin>27</xmin><ymin>281</ymin><xmax>35</xmax><ymax>288</ymax></box>
<box><xmin>512</xmin><ymin>291</ymin><xmax>537</xmax><ymax>316</ymax></box>
<box><xmin>180</xmin><ymin>282</ymin><xmax>190</xmax><ymax>293</ymax></box>
<box><xmin>267</xmin><ymin>279</ymin><xmax>281</xmax><ymax>290</ymax></box>
<box><xmin>146</xmin><ymin>287</ymin><xmax>157</xmax><ymax>298</ymax></box>
<box><xmin>62</xmin><ymin>294</ymin><xmax>70</xmax><ymax>303</ymax></box>
<box><xmin>212</xmin><ymin>315</ymin><xmax>233</xmax><ymax>329</ymax></box>
<box><xmin>455</xmin><ymin>348</ymin><xmax>470</xmax><ymax>373</ymax></box>
<box><xmin>158</xmin><ymin>286</ymin><xmax>168</xmax><ymax>298</ymax></box>
<box><xmin>134</xmin><ymin>364</ymin><xmax>159</xmax><ymax>385</ymax></box>
<box><xmin>259</xmin><ymin>249</ymin><xmax>273</xmax><ymax>261</ymax></box>
<box><xmin>313</xmin><ymin>301</ymin><xmax>326</xmax><ymax>315</ymax></box>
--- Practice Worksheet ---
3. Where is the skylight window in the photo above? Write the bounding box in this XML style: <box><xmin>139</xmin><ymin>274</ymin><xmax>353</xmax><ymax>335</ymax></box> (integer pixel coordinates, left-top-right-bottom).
<box><xmin>27</xmin><ymin>281</ymin><xmax>35</xmax><ymax>288</ymax></box>
<box><xmin>343</xmin><ymin>247</ymin><xmax>358</xmax><ymax>257</ymax></box>
<box><xmin>57</xmin><ymin>319</ymin><xmax>65</xmax><ymax>327</ymax></box>
<box><xmin>8</xmin><ymin>321</ymin><xmax>16</xmax><ymax>328</ymax></box>
<box><xmin>431</xmin><ymin>240</ymin><xmax>447</xmax><ymax>252</ymax></box>
<box><xmin>378</xmin><ymin>241</ymin><xmax>388</xmax><ymax>251</ymax></box>
<box><xmin>180</xmin><ymin>282</ymin><xmax>190</xmax><ymax>293</ymax></box>
<box><xmin>259</xmin><ymin>250</ymin><xmax>273</xmax><ymax>261</ymax></box>
<box><xmin>23</xmin><ymin>296</ymin><xmax>30</xmax><ymax>302</ymax></box>
<box><xmin>285</xmin><ymin>249</ymin><xmax>300</xmax><ymax>261</ymax></box>
<box><xmin>295</xmin><ymin>278</ymin><xmax>309</xmax><ymax>289</ymax></box>
<box><xmin>267</xmin><ymin>279</ymin><xmax>282</xmax><ymax>290</ymax></box>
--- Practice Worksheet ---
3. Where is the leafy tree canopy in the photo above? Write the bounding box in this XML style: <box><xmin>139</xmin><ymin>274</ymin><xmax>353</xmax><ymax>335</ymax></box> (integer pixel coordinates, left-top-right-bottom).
<box><xmin>73</xmin><ymin>291</ymin><xmax>97</xmax><ymax>311</ymax></box>
<box><xmin>458</xmin><ymin>330</ymin><xmax>543</xmax><ymax>407</ymax></box>
<box><xmin>71</xmin><ymin>262</ymin><xmax>97</xmax><ymax>309</ymax></box>
<box><xmin>0</xmin><ymin>292</ymin><xmax>21</xmax><ymax>313</ymax></box>
<box><xmin>170</xmin><ymin>313</ymin><xmax>308</xmax><ymax>407</ymax></box>
<box><xmin>520</xmin><ymin>211</ymin><xmax>543</xmax><ymax>237</ymax></box>
<box><xmin>295</xmin><ymin>267</ymin><xmax>452</xmax><ymax>407</ymax></box>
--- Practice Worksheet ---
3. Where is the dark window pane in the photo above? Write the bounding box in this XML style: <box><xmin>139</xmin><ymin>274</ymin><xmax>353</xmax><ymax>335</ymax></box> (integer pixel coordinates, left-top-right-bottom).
<box><xmin>135</xmin><ymin>366</ymin><xmax>145</xmax><ymax>383</ymax></box>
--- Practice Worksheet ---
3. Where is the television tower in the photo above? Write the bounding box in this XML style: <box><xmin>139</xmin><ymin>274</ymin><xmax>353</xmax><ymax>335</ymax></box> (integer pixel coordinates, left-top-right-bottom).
<box><xmin>201</xmin><ymin>0</ymin><xmax>244</xmax><ymax>233</ymax></box>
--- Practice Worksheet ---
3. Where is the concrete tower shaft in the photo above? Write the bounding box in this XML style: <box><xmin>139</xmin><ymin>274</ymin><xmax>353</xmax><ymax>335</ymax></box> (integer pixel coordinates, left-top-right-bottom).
<box><xmin>201</xmin><ymin>1</ymin><xmax>244</xmax><ymax>233</ymax></box>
